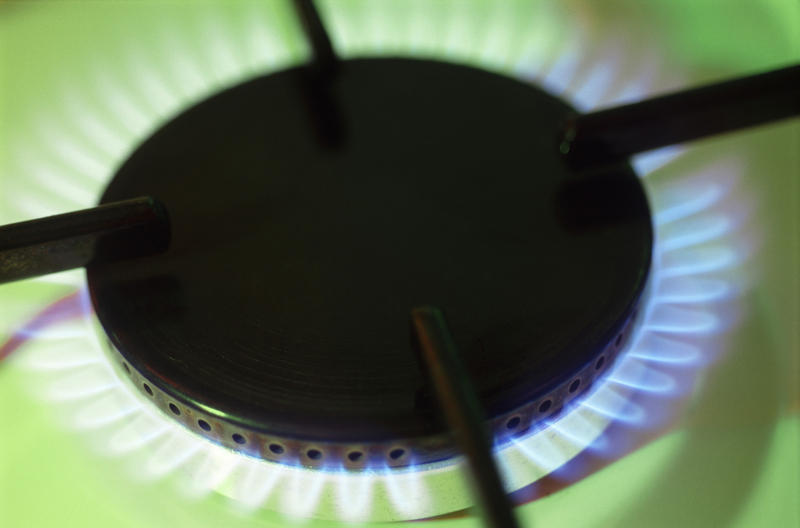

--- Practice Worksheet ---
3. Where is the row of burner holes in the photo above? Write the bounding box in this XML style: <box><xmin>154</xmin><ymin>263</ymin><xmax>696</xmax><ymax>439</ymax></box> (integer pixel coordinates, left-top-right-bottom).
<box><xmin>120</xmin><ymin>331</ymin><xmax>622</xmax><ymax>458</ymax></box>
<box><xmin>504</xmin><ymin>319</ymin><xmax>634</xmax><ymax>431</ymax></box>
<box><xmin>118</xmin><ymin>362</ymin><xmax>406</xmax><ymax>464</ymax></box>
<box><xmin>504</xmin><ymin>342</ymin><xmax>615</xmax><ymax>432</ymax></box>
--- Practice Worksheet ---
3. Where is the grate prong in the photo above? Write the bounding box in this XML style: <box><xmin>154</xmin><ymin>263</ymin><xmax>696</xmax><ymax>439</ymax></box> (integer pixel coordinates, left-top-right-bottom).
<box><xmin>0</xmin><ymin>196</ymin><xmax>170</xmax><ymax>285</ymax></box>
<box><xmin>292</xmin><ymin>0</ymin><xmax>339</xmax><ymax>78</ymax></box>
<box><xmin>560</xmin><ymin>64</ymin><xmax>800</xmax><ymax>169</ymax></box>
<box><xmin>411</xmin><ymin>306</ymin><xmax>522</xmax><ymax>528</ymax></box>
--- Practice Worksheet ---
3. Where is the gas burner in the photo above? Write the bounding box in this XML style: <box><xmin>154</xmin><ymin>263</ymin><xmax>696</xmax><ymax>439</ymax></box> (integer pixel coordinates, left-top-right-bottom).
<box><xmin>1</xmin><ymin>1</ymin><xmax>798</xmax><ymax>526</ymax></box>
<box><xmin>87</xmin><ymin>57</ymin><xmax>650</xmax><ymax>469</ymax></box>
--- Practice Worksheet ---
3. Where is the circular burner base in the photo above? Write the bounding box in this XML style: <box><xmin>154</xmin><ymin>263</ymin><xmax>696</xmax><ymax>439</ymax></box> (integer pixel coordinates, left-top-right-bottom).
<box><xmin>87</xmin><ymin>58</ymin><xmax>651</xmax><ymax>468</ymax></box>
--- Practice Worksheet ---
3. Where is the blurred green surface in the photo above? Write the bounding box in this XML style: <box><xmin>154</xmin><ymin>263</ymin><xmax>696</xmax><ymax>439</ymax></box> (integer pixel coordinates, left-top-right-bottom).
<box><xmin>1</xmin><ymin>1</ymin><xmax>798</xmax><ymax>527</ymax></box>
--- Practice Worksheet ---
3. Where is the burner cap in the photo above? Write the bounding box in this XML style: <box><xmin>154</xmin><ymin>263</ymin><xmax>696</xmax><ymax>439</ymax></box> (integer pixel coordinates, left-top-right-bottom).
<box><xmin>87</xmin><ymin>58</ymin><xmax>651</xmax><ymax>468</ymax></box>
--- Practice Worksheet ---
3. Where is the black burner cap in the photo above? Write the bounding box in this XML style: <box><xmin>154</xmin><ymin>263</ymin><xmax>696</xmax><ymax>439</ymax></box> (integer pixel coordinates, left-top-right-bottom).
<box><xmin>87</xmin><ymin>58</ymin><xmax>651</xmax><ymax>467</ymax></box>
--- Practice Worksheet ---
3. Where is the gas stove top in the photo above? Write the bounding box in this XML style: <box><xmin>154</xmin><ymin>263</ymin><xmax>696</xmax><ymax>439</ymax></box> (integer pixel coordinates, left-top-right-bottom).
<box><xmin>1</xmin><ymin>1</ymin><xmax>798</xmax><ymax>527</ymax></box>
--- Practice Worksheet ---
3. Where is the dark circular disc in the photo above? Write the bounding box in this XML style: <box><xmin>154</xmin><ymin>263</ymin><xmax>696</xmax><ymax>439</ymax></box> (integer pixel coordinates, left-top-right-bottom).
<box><xmin>87</xmin><ymin>58</ymin><xmax>652</xmax><ymax>466</ymax></box>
